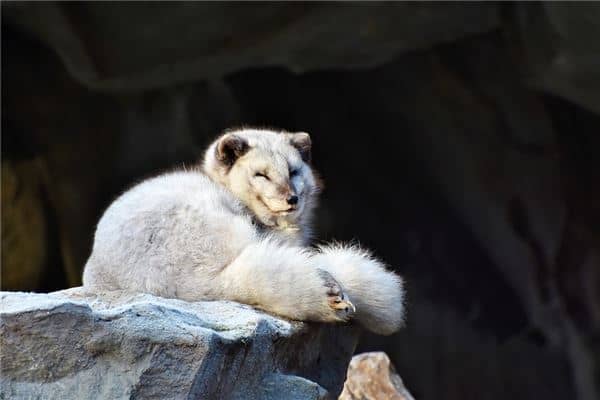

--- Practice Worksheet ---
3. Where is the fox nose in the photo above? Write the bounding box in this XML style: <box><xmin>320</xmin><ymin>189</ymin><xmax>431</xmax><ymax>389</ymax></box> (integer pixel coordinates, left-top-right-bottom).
<box><xmin>287</xmin><ymin>195</ymin><xmax>299</xmax><ymax>205</ymax></box>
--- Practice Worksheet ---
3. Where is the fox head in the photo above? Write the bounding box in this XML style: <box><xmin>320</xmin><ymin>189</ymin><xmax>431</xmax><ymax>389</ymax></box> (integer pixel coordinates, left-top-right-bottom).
<box><xmin>203</xmin><ymin>128</ymin><xmax>321</xmax><ymax>232</ymax></box>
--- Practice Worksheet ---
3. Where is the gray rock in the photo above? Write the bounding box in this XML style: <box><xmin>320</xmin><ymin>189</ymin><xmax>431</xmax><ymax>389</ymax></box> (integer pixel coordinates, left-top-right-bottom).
<box><xmin>0</xmin><ymin>287</ymin><xmax>358</xmax><ymax>399</ymax></box>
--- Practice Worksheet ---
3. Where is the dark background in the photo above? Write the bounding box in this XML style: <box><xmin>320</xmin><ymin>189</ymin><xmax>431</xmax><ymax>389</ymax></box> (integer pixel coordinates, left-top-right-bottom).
<box><xmin>2</xmin><ymin>3</ymin><xmax>600</xmax><ymax>400</ymax></box>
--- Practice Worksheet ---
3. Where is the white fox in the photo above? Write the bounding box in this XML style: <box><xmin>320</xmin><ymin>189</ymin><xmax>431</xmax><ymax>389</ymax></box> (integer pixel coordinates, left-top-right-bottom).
<box><xmin>83</xmin><ymin>128</ymin><xmax>405</xmax><ymax>335</ymax></box>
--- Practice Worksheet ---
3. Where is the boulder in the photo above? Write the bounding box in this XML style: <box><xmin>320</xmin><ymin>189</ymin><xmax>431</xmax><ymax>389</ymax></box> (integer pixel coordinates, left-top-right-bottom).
<box><xmin>339</xmin><ymin>352</ymin><xmax>415</xmax><ymax>400</ymax></box>
<box><xmin>0</xmin><ymin>287</ymin><xmax>359</xmax><ymax>399</ymax></box>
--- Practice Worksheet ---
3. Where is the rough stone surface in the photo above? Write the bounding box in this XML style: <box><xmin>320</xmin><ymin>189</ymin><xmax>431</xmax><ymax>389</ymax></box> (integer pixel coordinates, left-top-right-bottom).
<box><xmin>339</xmin><ymin>352</ymin><xmax>414</xmax><ymax>400</ymax></box>
<box><xmin>0</xmin><ymin>287</ymin><xmax>358</xmax><ymax>399</ymax></box>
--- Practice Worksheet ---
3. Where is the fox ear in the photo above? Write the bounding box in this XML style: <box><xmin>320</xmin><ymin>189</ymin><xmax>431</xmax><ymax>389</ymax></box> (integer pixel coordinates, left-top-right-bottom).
<box><xmin>288</xmin><ymin>132</ymin><xmax>311</xmax><ymax>163</ymax></box>
<box><xmin>215</xmin><ymin>134</ymin><xmax>249</xmax><ymax>167</ymax></box>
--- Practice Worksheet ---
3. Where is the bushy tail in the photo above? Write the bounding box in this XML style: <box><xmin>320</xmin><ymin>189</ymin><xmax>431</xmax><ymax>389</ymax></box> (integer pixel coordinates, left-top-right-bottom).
<box><xmin>311</xmin><ymin>244</ymin><xmax>405</xmax><ymax>335</ymax></box>
<box><xmin>218</xmin><ymin>237</ymin><xmax>354</xmax><ymax>323</ymax></box>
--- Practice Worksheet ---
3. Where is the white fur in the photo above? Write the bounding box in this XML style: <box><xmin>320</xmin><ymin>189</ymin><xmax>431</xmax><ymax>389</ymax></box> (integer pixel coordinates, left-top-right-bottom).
<box><xmin>83</xmin><ymin>128</ymin><xmax>405</xmax><ymax>334</ymax></box>
<box><xmin>312</xmin><ymin>244</ymin><xmax>405</xmax><ymax>335</ymax></box>
<box><xmin>219</xmin><ymin>237</ymin><xmax>350</xmax><ymax>322</ymax></box>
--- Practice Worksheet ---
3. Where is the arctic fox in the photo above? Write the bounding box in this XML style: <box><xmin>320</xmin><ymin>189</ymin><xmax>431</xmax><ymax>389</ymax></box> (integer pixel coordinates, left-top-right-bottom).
<box><xmin>83</xmin><ymin>128</ymin><xmax>404</xmax><ymax>335</ymax></box>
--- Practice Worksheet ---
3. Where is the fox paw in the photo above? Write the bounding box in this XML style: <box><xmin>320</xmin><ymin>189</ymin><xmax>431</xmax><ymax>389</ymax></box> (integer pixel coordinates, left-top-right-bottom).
<box><xmin>317</xmin><ymin>269</ymin><xmax>356</xmax><ymax>322</ymax></box>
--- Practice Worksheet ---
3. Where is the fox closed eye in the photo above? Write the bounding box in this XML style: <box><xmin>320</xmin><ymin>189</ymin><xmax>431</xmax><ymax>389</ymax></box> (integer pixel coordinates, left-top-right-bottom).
<box><xmin>254</xmin><ymin>172</ymin><xmax>270</xmax><ymax>180</ymax></box>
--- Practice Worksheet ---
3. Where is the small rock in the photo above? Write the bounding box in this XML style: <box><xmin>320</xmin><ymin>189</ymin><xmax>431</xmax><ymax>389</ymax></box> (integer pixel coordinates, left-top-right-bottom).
<box><xmin>339</xmin><ymin>352</ymin><xmax>415</xmax><ymax>400</ymax></box>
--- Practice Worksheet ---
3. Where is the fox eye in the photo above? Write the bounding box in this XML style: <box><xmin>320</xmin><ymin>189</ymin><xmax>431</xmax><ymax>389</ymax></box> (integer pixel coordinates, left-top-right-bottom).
<box><xmin>290</xmin><ymin>169</ymin><xmax>300</xmax><ymax>177</ymax></box>
<box><xmin>254</xmin><ymin>172</ymin><xmax>269</xmax><ymax>180</ymax></box>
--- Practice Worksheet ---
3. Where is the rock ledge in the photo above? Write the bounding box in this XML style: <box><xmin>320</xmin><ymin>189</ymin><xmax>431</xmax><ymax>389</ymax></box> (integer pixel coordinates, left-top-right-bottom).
<box><xmin>0</xmin><ymin>287</ymin><xmax>358</xmax><ymax>399</ymax></box>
